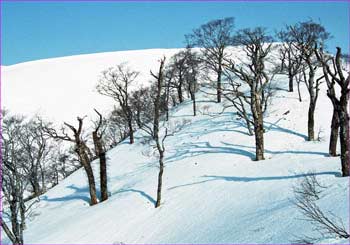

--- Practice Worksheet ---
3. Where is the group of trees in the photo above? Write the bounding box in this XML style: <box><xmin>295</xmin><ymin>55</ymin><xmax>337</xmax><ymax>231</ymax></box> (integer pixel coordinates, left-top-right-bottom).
<box><xmin>1</xmin><ymin>17</ymin><xmax>349</xmax><ymax>245</ymax></box>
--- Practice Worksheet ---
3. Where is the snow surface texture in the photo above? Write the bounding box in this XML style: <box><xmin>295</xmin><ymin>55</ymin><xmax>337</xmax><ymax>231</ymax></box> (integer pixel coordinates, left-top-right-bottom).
<box><xmin>1</xmin><ymin>47</ymin><xmax>349</xmax><ymax>244</ymax></box>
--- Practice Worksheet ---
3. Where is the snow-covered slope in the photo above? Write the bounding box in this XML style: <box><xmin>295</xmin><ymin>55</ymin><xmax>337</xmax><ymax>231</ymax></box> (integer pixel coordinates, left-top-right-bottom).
<box><xmin>1</xmin><ymin>48</ymin><xmax>180</xmax><ymax>123</ymax></box>
<box><xmin>1</xmin><ymin>48</ymin><xmax>349</xmax><ymax>244</ymax></box>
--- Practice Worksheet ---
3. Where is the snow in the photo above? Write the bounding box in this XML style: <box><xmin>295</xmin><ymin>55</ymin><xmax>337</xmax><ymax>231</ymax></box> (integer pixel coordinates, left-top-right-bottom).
<box><xmin>1</xmin><ymin>47</ymin><xmax>349</xmax><ymax>244</ymax></box>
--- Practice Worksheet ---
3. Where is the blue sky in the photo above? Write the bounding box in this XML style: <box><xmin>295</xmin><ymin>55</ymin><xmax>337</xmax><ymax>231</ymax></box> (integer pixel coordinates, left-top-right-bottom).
<box><xmin>1</xmin><ymin>1</ymin><xmax>349</xmax><ymax>65</ymax></box>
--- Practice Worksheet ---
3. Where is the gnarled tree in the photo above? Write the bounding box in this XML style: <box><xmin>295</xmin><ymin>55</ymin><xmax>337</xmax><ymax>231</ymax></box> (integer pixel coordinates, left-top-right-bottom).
<box><xmin>315</xmin><ymin>46</ymin><xmax>350</xmax><ymax>177</ymax></box>
<box><xmin>44</xmin><ymin>117</ymin><xmax>98</xmax><ymax>205</ymax></box>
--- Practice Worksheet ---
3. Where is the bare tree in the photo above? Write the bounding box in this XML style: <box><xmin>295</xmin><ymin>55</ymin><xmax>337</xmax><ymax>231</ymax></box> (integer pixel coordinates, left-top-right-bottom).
<box><xmin>184</xmin><ymin>48</ymin><xmax>202</xmax><ymax>116</ymax></box>
<box><xmin>44</xmin><ymin>117</ymin><xmax>98</xmax><ymax>205</ymax></box>
<box><xmin>19</xmin><ymin>117</ymin><xmax>54</xmax><ymax>197</ymax></box>
<box><xmin>186</xmin><ymin>17</ymin><xmax>235</xmax><ymax>103</ymax></box>
<box><xmin>96</xmin><ymin>63</ymin><xmax>139</xmax><ymax>144</ymax></box>
<box><xmin>92</xmin><ymin>109</ymin><xmax>108</xmax><ymax>201</ymax></box>
<box><xmin>131</xmin><ymin>86</ymin><xmax>156</xmax><ymax>137</ymax></box>
<box><xmin>221</xmin><ymin>76</ymin><xmax>254</xmax><ymax>136</ymax></box>
<box><xmin>225</xmin><ymin>27</ymin><xmax>275</xmax><ymax>160</ymax></box>
<box><xmin>288</xmin><ymin>20</ymin><xmax>330</xmax><ymax>141</ymax></box>
<box><xmin>1</xmin><ymin>112</ymin><xmax>39</xmax><ymax>244</ymax></box>
<box><xmin>293</xmin><ymin>173</ymin><xmax>350</xmax><ymax>242</ymax></box>
<box><xmin>276</xmin><ymin>28</ymin><xmax>303</xmax><ymax>92</ymax></box>
<box><xmin>150</xmin><ymin>57</ymin><xmax>170</xmax><ymax>208</ymax></box>
<box><xmin>168</xmin><ymin>51</ymin><xmax>189</xmax><ymax>104</ymax></box>
<box><xmin>315</xmin><ymin>46</ymin><xmax>350</xmax><ymax>177</ymax></box>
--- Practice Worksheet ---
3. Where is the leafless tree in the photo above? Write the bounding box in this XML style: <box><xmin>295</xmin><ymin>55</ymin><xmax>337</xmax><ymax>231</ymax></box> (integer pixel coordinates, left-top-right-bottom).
<box><xmin>315</xmin><ymin>46</ymin><xmax>350</xmax><ymax>177</ymax></box>
<box><xmin>44</xmin><ymin>117</ymin><xmax>98</xmax><ymax>205</ymax></box>
<box><xmin>288</xmin><ymin>20</ymin><xmax>330</xmax><ymax>141</ymax></box>
<box><xmin>92</xmin><ymin>109</ymin><xmax>108</xmax><ymax>201</ymax></box>
<box><xmin>131</xmin><ymin>86</ymin><xmax>156</xmax><ymax>137</ymax></box>
<box><xmin>293</xmin><ymin>173</ymin><xmax>349</xmax><ymax>242</ymax></box>
<box><xmin>96</xmin><ymin>63</ymin><xmax>139</xmax><ymax>144</ymax></box>
<box><xmin>186</xmin><ymin>17</ymin><xmax>235</xmax><ymax>103</ymax></box>
<box><xmin>106</xmin><ymin>106</ymin><xmax>131</xmax><ymax>147</ymax></box>
<box><xmin>224</xmin><ymin>27</ymin><xmax>275</xmax><ymax>160</ymax></box>
<box><xmin>1</xmin><ymin>112</ymin><xmax>39</xmax><ymax>245</ymax></box>
<box><xmin>221</xmin><ymin>74</ymin><xmax>254</xmax><ymax>136</ymax></box>
<box><xmin>184</xmin><ymin>48</ymin><xmax>202</xmax><ymax>116</ymax></box>
<box><xmin>19</xmin><ymin>117</ymin><xmax>54</xmax><ymax>197</ymax></box>
<box><xmin>276</xmin><ymin>28</ymin><xmax>303</xmax><ymax>92</ymax></box>
<box><xmin>167</xmin><ymin>51</ymin><xmax>189</xmax><ymax>104</ymax></box>
<box><xmin>150</xmin><ymin>57</ymin><xmax>170</xmax><ymax>208</ymax></box>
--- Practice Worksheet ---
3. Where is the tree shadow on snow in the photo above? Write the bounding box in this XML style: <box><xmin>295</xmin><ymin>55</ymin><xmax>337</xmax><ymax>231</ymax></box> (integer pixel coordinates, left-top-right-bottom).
<box><xmin>113</xmin><ymin>188</ymin><xmax>156</xmax><ymax>205</ymax></box>
<box><xmin>41</xmin><ymin>184</ymin><xmax>91</xmax><ymax>203</ymax></box>
<box><xmin>168</xmin><ymin>171</ymin><xmax>340</xmax><ymax>190</ymax></box>
<box><xmin>166</xmin><ymin>141</ymin><xmax>256</xmax><ymax>163</ymax></box>
<box><xmin>221</xmin><ymin>142</ymin><xmax>328</xmax><ymax>157</ymax></box>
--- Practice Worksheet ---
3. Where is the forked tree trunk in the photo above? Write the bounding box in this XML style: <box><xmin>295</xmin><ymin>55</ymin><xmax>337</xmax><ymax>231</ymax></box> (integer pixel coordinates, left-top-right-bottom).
<box><xmin>329</xmin><ymin>109</ymin><xmax>339</xmax><ymax>156</ymax></box>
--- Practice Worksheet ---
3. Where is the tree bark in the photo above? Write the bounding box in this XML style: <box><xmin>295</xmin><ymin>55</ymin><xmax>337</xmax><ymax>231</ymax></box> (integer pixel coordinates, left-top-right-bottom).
<box><xmin>288</xmin><ymin>74</ymin><xmax>294</xmax><ymax>92</ymax></box>
<box><xmin>254</xmin><ymin>116</ymin><xmax>265</xmax><ymax>161</ymax></box>
<box><xmin>329</xmin><ymin>109</ymin><xmax>339</xmax><ymax>156</ymax></box>
<box><xmin>155</xmin><ymin>149</ymin><xmax>164</xmax><ymax>208</ymax></box>
<box><xmin>307</xmin><ymin>101</ymin><xmax>315</xmax><ymax>141</ymax></box>
<box><xmin>128</xmin><ymin>117</ymin><xmax>134</xmax><ymax>144</ymax></box>
<box><xmin>217</xmin><ymin>64</ymin><xmax>222</xmax><ymax>103</ymax></box>
<box><xmin>78</xmin><ymin>146</ymin><xmax>98</xmax><ymax>205</ymax></box>
<box><xmin>339</xmin><ymin>108</ymin><xmax>350</xmax><ymax>177</ymax></box>
<box><xmin>93</xmin><ymin>131</ymin><xmax>108</xmax><ymax>202</ymax></box>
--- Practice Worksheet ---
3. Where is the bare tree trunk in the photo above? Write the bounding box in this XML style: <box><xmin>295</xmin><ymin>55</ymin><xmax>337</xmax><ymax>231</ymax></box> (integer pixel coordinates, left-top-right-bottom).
<box><xmin>128</xmin><ymin>118</ymin><xmax>134</xmax><ymax>144</ymax></box>
<box><xmin>155</xmin><ymin>148</ymin><xmax>164</xmax><ymax>208</ymax></box>
<box><xmin>307</xmin><ymin>101</ymin><xmax>315</xmax><ymax>141</ymax></box>
<box><xmin>251</xmin><ymin>91</ymin><xmax>265</xmax><ymax>161</ymax></box>
<box><xmin>288</xmin><ymin>74</ymin><xmax>294</xmax><ymax>92</ymax></box>
<box><xmin>329</xmin><ymin>109</ymin><xmax>339</xmax><ymax>156</ymax></box>
<box><xmin>93</xmin><ymin>131</ymin><xmax>108</xmax><ymax>202</ymax></box>
<box><xmin>339</xmin><ymin>108</ymin><xmax>350</xmax><ymax>177</ymax></box>
<box><xmin>254</xmin><ymin>116</ymin><xmax>265</xmax><ymax>161</ymax></box>
<box><xmin>217</xmin><ymin>64</ymin><xmax>222</xmax><ymax>103</ymax></box>
<box><xmin>297</xmin><ymin>80</ymin><xmax>302</xmax><ymax>102</ymax></box>
<box><xmin>177</xmin><ymin>79</ymin><xmax>184</xmax><ymax>103</ymax></box>
<box><xmin>78</xmin><ymin>147</ymin><xmax>98</xmax><ymax>205</ymax></box>
<box><xmin>190</xmin><ymin>90</ymin><xmax>196</xmax><ymax>116</ymax></box>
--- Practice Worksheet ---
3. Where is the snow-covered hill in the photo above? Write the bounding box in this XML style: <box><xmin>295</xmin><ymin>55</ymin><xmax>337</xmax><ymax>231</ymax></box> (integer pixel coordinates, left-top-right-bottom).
<box><xmin>1</xmin><ymin>48</ymin><xmax>180</xmax><ymax>124</ymax></box>
<box><xmin>1</xmin><ymin>48</ymin><xmax>349</xmax><ymax>244</ymax></box>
